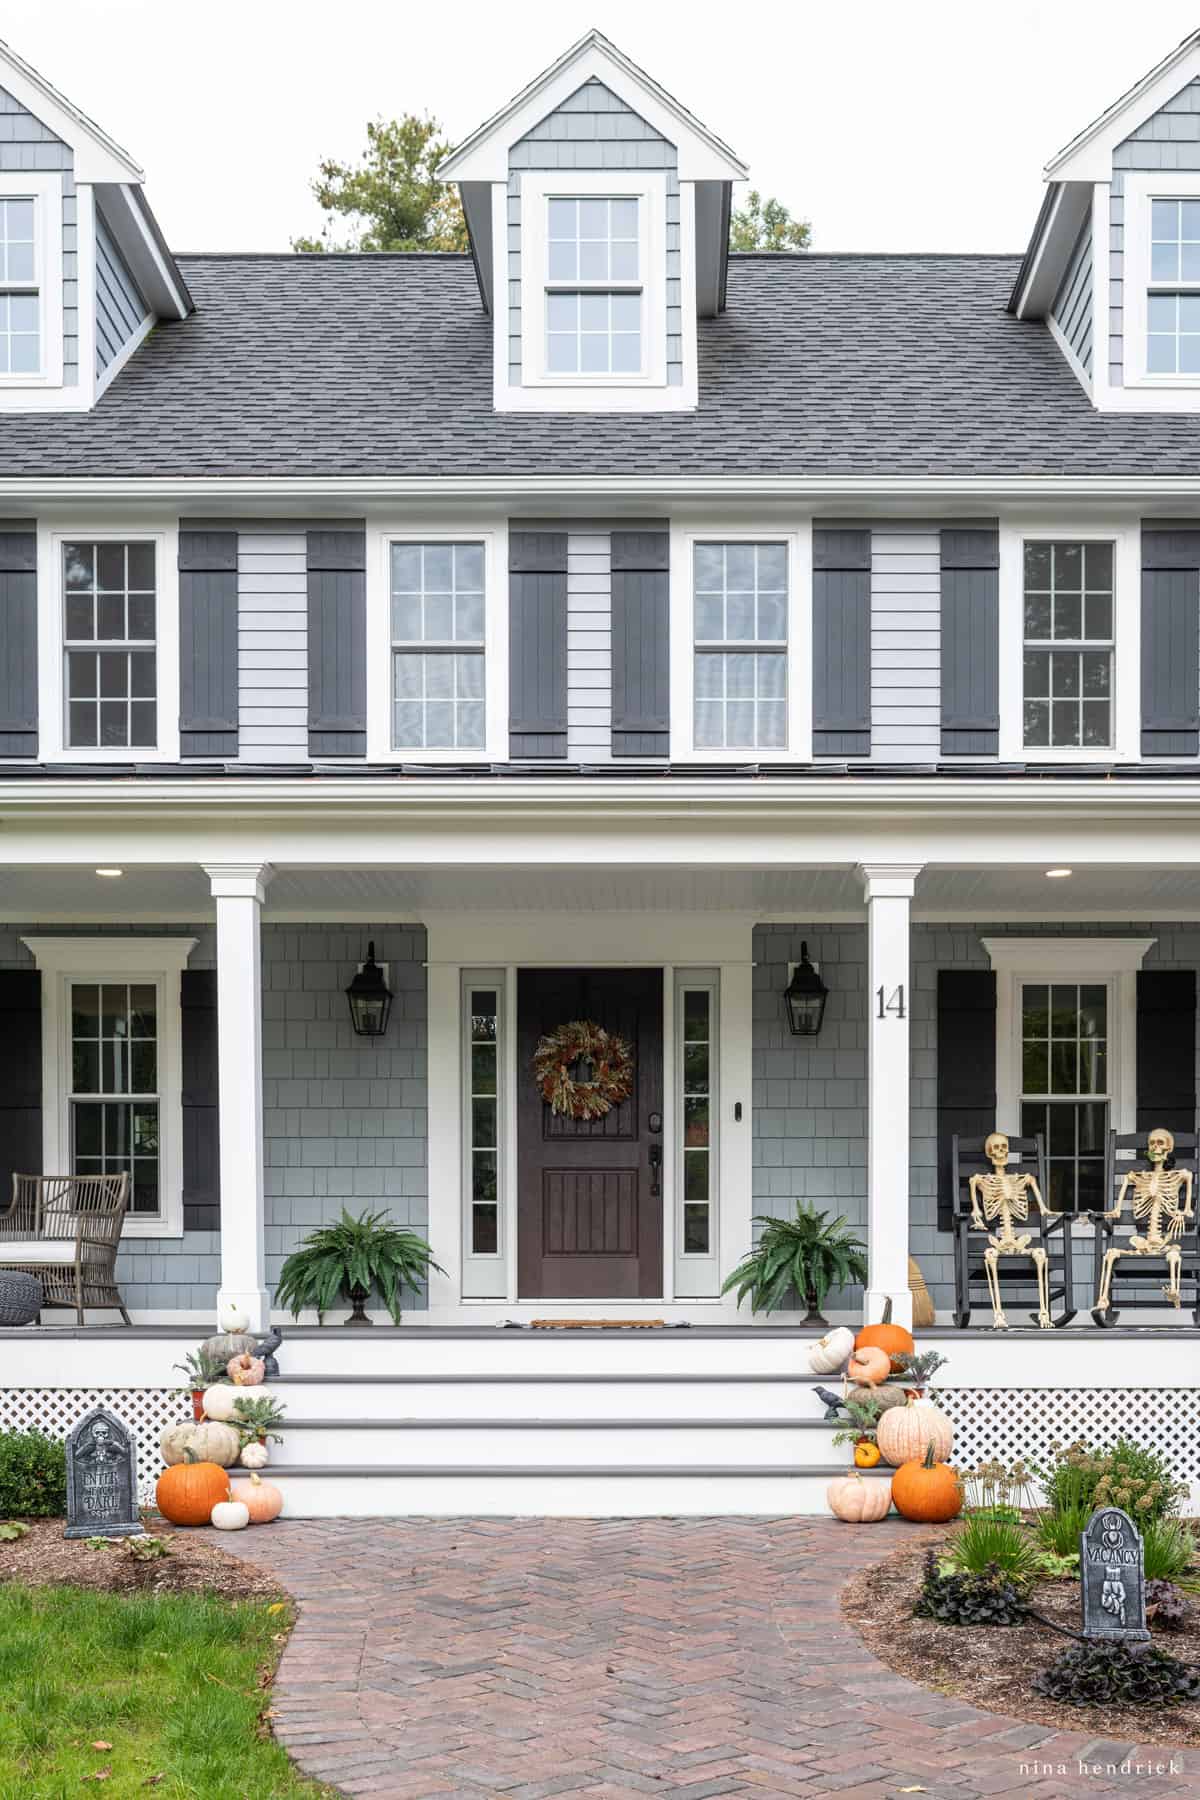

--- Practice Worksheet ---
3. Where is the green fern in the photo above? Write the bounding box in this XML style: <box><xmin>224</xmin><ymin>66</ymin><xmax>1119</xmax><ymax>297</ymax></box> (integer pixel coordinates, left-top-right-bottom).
<box><xmin>274</xmin><ymin>1207</ymin><xmax>445</xmax><ymax>1325</ymax></box>
<box><xmin>720</xmin><ymin>1203</ymin><xmax>868</xmax><ymax>1314</ymax></box>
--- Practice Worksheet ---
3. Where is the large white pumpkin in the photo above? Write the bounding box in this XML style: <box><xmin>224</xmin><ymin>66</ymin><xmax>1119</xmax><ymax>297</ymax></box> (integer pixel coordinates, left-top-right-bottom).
<box><xmin>807</xmin><ymin>1327</ymin><xmax>855</xmax><ymax>1376</ymax></box>
<box><xmin>160</xmin><ymin>1419</ymin><xmax>241</xmax><ymax>1468</ymax></box>
<box><xmin>201</xmin><ymin>1382</ymin><xmax>249</xmax><ymax>1423</ymax></box>
<box><xmin>876</xmin><ymin>1397</ymin><xmax>953</xmax><ymax>1468</ymax></box>
<box><xmin>827</xmin><ymin>1472</ymin><xmax>892</xmax><ymax>1522</ymax></box>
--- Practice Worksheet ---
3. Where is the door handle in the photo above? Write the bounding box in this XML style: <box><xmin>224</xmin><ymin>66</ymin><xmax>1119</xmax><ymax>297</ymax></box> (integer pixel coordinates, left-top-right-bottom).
<box><xmin>648</xmin><ymin>1142</ymin><xmax>663</xmax><ymax>1197</ymax></box>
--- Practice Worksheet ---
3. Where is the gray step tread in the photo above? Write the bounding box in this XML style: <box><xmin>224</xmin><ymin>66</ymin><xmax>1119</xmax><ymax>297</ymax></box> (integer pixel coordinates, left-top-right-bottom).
<box><xmin>280</xmin><ymin>1416</ymin><xmax>839</xmax><ymax>1430</ymax></box>
<box><xmin>266</xmin><ymin>1462</ymin><xmax>887</xmax><ymax>1478</ymax></box>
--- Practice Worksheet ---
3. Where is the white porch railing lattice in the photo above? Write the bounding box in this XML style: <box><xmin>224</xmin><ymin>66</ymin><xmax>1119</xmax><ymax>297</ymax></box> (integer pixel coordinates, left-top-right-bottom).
<box><xmin>935</xmin><ymin>1387</ymin><xmax>1200</xmax><ymax>1482</ymax></box>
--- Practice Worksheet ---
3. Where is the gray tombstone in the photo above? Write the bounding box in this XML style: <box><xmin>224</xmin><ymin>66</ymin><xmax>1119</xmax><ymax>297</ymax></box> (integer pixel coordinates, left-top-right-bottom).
<box><xmin>1080</xmin><ymin>1506</ymin><xmax>1150</xmax><ymax>1643</ymax></box>
<box><xmin>64</xmin><ymin>1406</ymin><xmax>144</xmax><ymax>1540</ymax></box>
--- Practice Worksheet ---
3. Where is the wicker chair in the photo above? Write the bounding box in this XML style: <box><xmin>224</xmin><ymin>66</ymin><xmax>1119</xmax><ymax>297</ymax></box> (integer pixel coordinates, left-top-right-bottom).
<box><xmin>0</xmin><ymin>1174</ymin><xmax>131</xmax><ymax>1325</ymax></box>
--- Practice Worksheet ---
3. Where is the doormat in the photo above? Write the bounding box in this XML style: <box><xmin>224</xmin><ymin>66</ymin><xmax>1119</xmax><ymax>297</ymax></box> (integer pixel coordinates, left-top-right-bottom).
<box><xmin>510</xmin><ymin>1318</ymin><xmax>690</xmax><ymax>1330</ymax></box>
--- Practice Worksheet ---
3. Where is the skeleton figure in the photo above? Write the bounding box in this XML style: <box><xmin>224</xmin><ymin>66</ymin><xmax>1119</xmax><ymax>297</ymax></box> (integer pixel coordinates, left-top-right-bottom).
<box><xmin>968</xmin><ymin>1131</ymin><xmax>1060</xmax><ymax>1330</ymax></box>
<box><xmin>1095</xmin><ymin>1126</ymin><xmax>1194</xmax><ymax>1314</ymax></box>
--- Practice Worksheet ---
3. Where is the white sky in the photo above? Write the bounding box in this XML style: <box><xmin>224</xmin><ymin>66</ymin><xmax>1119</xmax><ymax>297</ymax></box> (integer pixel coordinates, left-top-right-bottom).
<box><xmin>6</xmin><ymin>0</ymin><xmax>1200</xmax><ymax>255</ymax></box>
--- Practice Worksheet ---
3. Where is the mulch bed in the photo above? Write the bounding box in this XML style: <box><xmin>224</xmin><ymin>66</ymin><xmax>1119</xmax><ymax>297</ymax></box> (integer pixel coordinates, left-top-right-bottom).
<box><xmin>0</xmin><ymin>1515</ymin><xmax>284</xmax><ymax>1602</ymax></box>
<box><xmin>843</xmin><ymin>1536</ymin><xmax>1200</xmax><ymax>1747</ymax></box>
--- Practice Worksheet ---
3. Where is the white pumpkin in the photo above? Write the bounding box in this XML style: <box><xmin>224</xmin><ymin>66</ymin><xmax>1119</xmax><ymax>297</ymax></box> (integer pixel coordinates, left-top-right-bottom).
<box><xmin>160</xmin><ymin>1419</ymin><xmax>241</xmax><ymax>1468</ymax></box>
<box><xmin>210</xmin><ymin>1499</ymin><xmax>250</xmax><ymax>1531</ymax></box>
<box><xmin>218</xmin><ymin>1302</ymin><xmax>250</xmax><ymax>1334</ymax></box>
<box><xmin>201</xmin><ymin>1382</ymin><xmax>246</xmax><ymax>1423</ymax></box>
<box><xmin>807</xmin><ymin>1327</ymin><xmax>855</xmax><ymax>1376</ymax></box>
<box><xmin>238</xmin><ymin>1441</ymin><xmax>270</xmax><ymax>1470</ymax></box>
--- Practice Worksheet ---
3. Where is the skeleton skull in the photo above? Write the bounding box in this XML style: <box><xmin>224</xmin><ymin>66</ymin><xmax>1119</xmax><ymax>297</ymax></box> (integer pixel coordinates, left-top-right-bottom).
<box><xmin>1147</xmin><ymin>1127</ymin><xmax>1175</xmax><ymax>1164</ymax></box>
<box><xmin>985</xmin><ymin>1131</ymin><xmax>1010</xmax><ymax>1168</ymax></box>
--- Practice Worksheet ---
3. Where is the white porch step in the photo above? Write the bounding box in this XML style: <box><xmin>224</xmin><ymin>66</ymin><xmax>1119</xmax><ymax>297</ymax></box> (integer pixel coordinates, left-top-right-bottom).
<box><xmin>270</xmin><ymin>1418</ymin><xmax>839</xmax><ymax>1468</ymax></box>
<box><xmin>262</xmin><ymin>1464</ymin><xmax>888</xmax><ymax>1518</ymax></box>
<box><xmin>272</xmin><ymin>1376</ymin><xmax>829</xmax><ymax>1421</ymax></box>
<box><xmin>273</xmin><ymin>1329</ymin><xmax>820</xmax><ymax>1379</ymax></box>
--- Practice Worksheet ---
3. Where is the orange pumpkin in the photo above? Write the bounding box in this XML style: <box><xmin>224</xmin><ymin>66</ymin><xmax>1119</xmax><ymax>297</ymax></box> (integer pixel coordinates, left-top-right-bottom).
<box><xmin>846</xmin><ymin>1345</ymin><xmax>891</xmax><ymax>1387</ymax></box>
<box><xmin>853</xmin><ymin>1439</ymin><xmax>881</xmax><ymax>1469</ymax></box>
<box><xmin>155</xmin><ymin>1460</ymin><xmax>230</xmax><ymax>1527</ymax></box>
<box><xmin>854</xmin><ymin>1297</ymin><xmax>915</xmax><ymax>1373</ymax></box>
<box><xmin>890</xmin><ymin>1442</ymin><xmax>963</xmax><ymax>1523</ymax></box>
<box><xmin>229</xmin><ymin>1472</ymin><xmax>284</xmax><ymax>1524</ymax></box>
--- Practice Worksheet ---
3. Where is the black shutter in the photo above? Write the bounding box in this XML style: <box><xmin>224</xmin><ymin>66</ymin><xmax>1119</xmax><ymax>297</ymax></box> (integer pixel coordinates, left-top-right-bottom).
<box><xmin>1136</xmin><ymin>968</ymin><xmax>1197</xmax><ymax>1139</ymax></box>
<box><xmin>179</xmin><ymin>529</ymin><xmax>239</xmax><ymax>758</ymax></box>
<box><xmin>936</xmin><ymin>969</ymin><xmax>996</xmax><ymax>1230</ymax></box>
<box><xmin>0</xmin><ymin>969</ymin><xmax>41</xmax><ymax>1204</ymax></box>
<box><xmin>509</xmin><ymin>530</ymin><xmax>567</xmax><ymax>758</ymax></box>
<box><xmin>307</xmin><ymin>526</ymin><xmax>366</xmax><ymax>757</ymax></box>
<box><xmin>0</xmin><ymin>526</ymin><xmax>37</xmax><ymax>758</ymax></box>
<box><xmin>181</xmin><ymin>968</ymin><xmax>220</xmax><ymax>1233</ymax></box>
<box><xmin>611</xmin><ymin>529</ymin><xmax>669</xmax><ymax>758</ymax></box>
<box><xmin>940</xmin><ymin>527</ymin><xmax>999</xmax><ymax>756</ymax></box>
<box><xmin>1141</xmin><ymin>528</ymin><xmax>1200</xmax><ymax>757</ymax></box>
<box><xmin>812</xmin><ymin>527</ymin><xmax>870</xmax><ymax>757</ymax></box>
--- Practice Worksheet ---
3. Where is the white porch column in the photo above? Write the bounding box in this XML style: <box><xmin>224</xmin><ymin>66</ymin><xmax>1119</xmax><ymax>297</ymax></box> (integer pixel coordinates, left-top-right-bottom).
<box><xmin>859</xmin><ymin>862</ymin><xmax>923</xmax><ymax>1329</ymax></box>
<box><xmin>204</xmin><ymin>861</ymin><xmax>273</xmax><ymax>1332</ymax></box>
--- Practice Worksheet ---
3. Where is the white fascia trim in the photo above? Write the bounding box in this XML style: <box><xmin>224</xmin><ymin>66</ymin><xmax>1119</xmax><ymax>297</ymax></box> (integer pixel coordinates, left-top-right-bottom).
<box><xmin>21</xmin><ymin>934</ymin><xmax>196</xmax><ymax>1241</ymax></box>
<box><xmin>669</xmin><ymin>520</ymin><xmax>812</xmax><ymax>763</ymax></box>
<box><xmin>364</xmin><ymin>521</ymin><xmax>507</xmax><ymax>763</ymax></box>
<box><xmin>1046</xmin><ymin>32</ymin><xmax>1200</xmax><ymax>184</ymax></box>
<box><xmin>1046</xmin><ymin>311</ymin><xmax>1094</xmax><ymax>400</ymax></box>
<box><xmin>37</xmin><ymin>521</ymin><xmax>181</xmax><ymax>763</ymax></box>
<box><xmin>439</xmin><ymin>31</ymin><xmax>747</xmax><ymax>184</ymax></box>
<box><xmin>0</xmin><ymin>41</ymin><xmax>143</xmax><ymax>184</ymax></box>
<box><xmin>997</xmin><ymin>518</ymin><xmax>1140</xmax><ymax>764</ymax></box>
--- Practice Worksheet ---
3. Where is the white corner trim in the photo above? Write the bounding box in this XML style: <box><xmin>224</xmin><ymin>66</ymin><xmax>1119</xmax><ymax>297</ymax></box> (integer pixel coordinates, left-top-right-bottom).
<box><xmin>21</xmin><ymin>934</ymin><xmax>197</xmax><ymax>1242</ymax></box>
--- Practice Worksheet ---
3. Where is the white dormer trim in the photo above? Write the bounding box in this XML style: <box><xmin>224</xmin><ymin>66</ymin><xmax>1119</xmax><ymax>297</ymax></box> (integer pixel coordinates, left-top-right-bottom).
<box><xmin>0</xmin><ymin>171</ymin><xmax>63</xmax><ymax>397</ymax></box>
<box><xmin>440</xmin><ymin>30</ymin><xmax>747</xmax><ymax>185</ymax></box>
<box><xmin>0</xmin><ymin>35</ymin><xmax>143</xmax><ymax>184</ymax></box>
<box><xmin>1045</xmin><ymin>29</ymin><xmax>1200</xmax><ymax>184</ymax></box>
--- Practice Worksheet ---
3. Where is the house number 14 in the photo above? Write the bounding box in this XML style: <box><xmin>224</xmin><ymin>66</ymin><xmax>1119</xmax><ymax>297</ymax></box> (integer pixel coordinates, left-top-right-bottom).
<box><xmin>876</xmin><ymin>984</ymin><xmax>906</xmax><ymax>1020</ymax></box>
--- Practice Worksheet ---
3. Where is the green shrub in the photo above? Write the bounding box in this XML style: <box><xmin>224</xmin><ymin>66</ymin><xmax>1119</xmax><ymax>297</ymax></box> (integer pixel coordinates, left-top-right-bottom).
<box><xmin>1142</xmin><ymin>1517</ymin><xmax>1199</xmax><ymax>1586</ymax></box>
<box><xmin>1032</xmin><ymin>1640</ymin><xmax>1200</xmax><ymax>1707</ymax></box>
<box><xmin>943</xmin><ymin>1514</ymin><xmax>1041</xmax><ymax>1584</ymax></box>
<box><xmin>1036</xmin><ymin>1500</ymin><xmax>1092</xmax><ymax>1559</ymax></box>
<box><xmin>914</xmin><ymin>1553</ymin><xmax>1028</xmax><ymax>1626</ymax></box>
<box><xmin>0</xmin><ymin>1430</ymin><xmax>66</xmax><ymax>1517</ymax></box>
<box><xmin>1038</xmin><ymin>1438</ymin><xmax>1186</xmax><ymax>1524</ymax></box>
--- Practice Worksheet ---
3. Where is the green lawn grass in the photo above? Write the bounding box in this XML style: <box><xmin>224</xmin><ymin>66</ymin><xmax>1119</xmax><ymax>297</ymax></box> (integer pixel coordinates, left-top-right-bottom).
<box><xmin>0</xmin><ymin>1584</ymin><xmax>334</xmax><ymax>1799</ymax></box>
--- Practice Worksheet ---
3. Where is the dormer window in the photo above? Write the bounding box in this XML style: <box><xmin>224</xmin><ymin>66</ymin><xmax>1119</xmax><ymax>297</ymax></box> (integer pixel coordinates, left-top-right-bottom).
<box><xmin>1147</xmin><ymin>199</ymin><xmax>1200</xmax><ymax>375</ymax></box>
<box><xmin>546</xmin><ymin>196</ymin><xmax>641</xmax><ymax>375</ymax></box>
<box><xmin>0</xmin><ymin>173</ymin><xmax>61</xmax><ymax>389</ymax></box>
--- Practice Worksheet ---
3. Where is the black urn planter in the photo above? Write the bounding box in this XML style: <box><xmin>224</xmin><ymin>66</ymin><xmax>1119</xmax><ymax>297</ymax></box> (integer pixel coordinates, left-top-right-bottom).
<box><xmin>801</xmin><ymin>1286</ymin><xmax>829</xmax><ymax>1329</ymax></box>
<box><xmin>344</xmin><ymin>1284</ymin><xmax>373</xmax><ymax>1326</ymax></box>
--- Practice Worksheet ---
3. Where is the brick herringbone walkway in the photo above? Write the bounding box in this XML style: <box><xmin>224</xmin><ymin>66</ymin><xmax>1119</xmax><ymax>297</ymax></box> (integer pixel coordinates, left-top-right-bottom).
<box><xmin>211</xmin><ymin>1517</ymin><xmax>1195</xmax><ymax>1800</ymax></box>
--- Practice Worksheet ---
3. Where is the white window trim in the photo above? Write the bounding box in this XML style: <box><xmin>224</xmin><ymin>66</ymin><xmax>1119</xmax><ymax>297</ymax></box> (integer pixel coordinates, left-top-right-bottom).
<box><xmin>21</xmin><ymin>935</ymin><xmax>196</xmax><ymax>1240</ymax></box>
<box><xmin>38</xmin><ymin>523</ymin><xmax>181</xmax><ymax>763</ymax></box>
<box><xmin>985</xmin><ymin>937</ymin><xmax>1153</xmax><ymax>1147</ymax></box>
<box><xmin>0</xmin><ymin>171</ymin><xmax>63</xmax><ymax>392</ymax></box>
<box><xmin>670</xmin><ymin>522</ymin><xmax>812</xmax><ymax>762</ymax></box>
<box><xmin>998</xmin><ymin>521</ymin><xmax>1139</xmax><ymax>763</ymax></box>
<box><xmin>1123</xmin><ymin>171</ymin><xmax>1200</xmax><ymax>392</ymax></box>
<box><xmin>495</xmin><ymin>172</ymin><xmax>698</xmax><ymax>414</ymax></box>
<box><xmin>365</xmin><ymin>524</ymin><xmax>506</xmax><ymax>764</ymax></box>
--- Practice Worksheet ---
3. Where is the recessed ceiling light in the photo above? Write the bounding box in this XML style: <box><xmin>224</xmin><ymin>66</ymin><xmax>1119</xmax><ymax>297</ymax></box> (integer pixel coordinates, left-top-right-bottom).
<box><xmin>1045</xmin><ymin>867</ymin><xmax>1073</xmax><ymax>879</ymax></box>
<box><xmin>95</xmin><ymin>867</ymin><xmax>124</xmax><ymax>879</ymax></box>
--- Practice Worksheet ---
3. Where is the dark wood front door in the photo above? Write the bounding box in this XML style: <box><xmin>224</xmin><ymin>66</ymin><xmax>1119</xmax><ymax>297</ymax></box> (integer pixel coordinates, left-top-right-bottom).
<box><xmin>517</xmin><ymin>969</ymin><xmax>663</xmax><ymax>1299</ymax></box>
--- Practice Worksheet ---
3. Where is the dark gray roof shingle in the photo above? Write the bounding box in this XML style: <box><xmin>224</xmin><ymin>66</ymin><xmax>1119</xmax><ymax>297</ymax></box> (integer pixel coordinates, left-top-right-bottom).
<box><xmin>7</xmin><ymin>251</ymin><xmax>1200</xmax><ymax>477</ymax></box>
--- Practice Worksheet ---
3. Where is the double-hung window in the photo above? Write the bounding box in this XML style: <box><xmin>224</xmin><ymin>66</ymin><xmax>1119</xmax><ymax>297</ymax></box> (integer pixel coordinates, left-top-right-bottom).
<box><xmin>63</xmin><ymin>539</ymin><xmax>157</xmax><ymax>749</ymax></box>
<box><xmin>0</xmin><ymin>194</ymin><xmax>38</xmax><ymax>375</ymax></box>
<box><xmin>390</xmin><ymin>541</ymin><xmax>486</xmax><ymax>751</ymax></box>
<box><xmin>546</xmin><ymin>197</ymin><xmax>641</xmax><ymax>375</ymax></box>
<box><xmin>1018</xmin><ymin>982</ymin><xmax>1109</xmax><ymax>1211</ymax></box>
<box><xmin>1147</xmin><ymin>199</ymin><xmax>1200</xmax><ymax>375</ymax></box>
<box><xmin>1022</xmin><ymin>540</ymin><xmax>1113</xmax><ymax>751</ymax></box>
<box><xmin>69</xmin><ymin>981</ymin><xmax>161</xmax><ymax>1216</ymax></box>
<box><xmin>693</xmin><ymin>541</ymin><xmax>788</xmax><ymax>750</ymax></box>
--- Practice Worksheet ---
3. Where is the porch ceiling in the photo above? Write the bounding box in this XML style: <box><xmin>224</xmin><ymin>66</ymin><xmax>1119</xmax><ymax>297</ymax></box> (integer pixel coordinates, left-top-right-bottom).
<box><xmin>2</xmin><ymin>862</ymin><xmax>1200</xmax><ymax>922</ymax></box>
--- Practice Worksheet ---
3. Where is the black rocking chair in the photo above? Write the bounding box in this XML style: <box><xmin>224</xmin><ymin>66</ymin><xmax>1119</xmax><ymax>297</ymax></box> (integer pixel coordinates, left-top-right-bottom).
<box><xmin>1091</xmin><ymin>1130</ymin><xmax>1200</xmax><ymax>1327</ymax></box>
<box><xmin>950</xmin><ymin>1133</ymin><xmax>1076</xmax><ymax>1329</ymax></box>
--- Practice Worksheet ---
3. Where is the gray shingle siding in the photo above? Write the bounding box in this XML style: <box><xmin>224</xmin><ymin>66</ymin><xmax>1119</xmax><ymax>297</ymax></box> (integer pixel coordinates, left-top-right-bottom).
<box><xmin>95</xmin><ymin>209</ymin><xmax>148</xmax><ymax>376</ymax></box>
<box><xmin>1110</xmin><ymin>77</ymin><xmax>1200</xmax><ymax>386</ymax></box>
<box><xmin>0</xmin><ymin>86</ymin><xmax>77</xmax><ymax>385</ymax></box>
<box><xmin>566</xmin><ymin>529</ymin><xmax>612</xmax><ymax>759</ymax></box>
<box><xmin>870</xmin><ymin>527</ymin><xmax>941</xmax><ymax>758</ymax></box>
<box><xmin>237</xmin><ymin>529</ymin><xmax>309</xmax><ymax>761</ymax></box>
<box><xmin>1050</xmin><ymin>215</ymin><xmax>1093</xmax><ymax>379</ymax></box>
<box><xmin>507</xmin><ymin>78</ymin><xmax>681</xmax><ymax>388</ymax></box>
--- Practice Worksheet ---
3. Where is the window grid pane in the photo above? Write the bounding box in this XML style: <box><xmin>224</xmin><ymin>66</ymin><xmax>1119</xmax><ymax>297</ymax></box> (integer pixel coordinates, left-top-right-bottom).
<box><xmin>546</xmin><ymin>290</ymin><xmax>641</xmax><ymax>375</ymax></box>
<box><xmin>1019</xmin><ymin>982</ymin><xmax>1108</xmax><ymax>1212</ymax></box>
<box><xmin>547</xmin><ymin>196</ymin><xmax>639</xmax><ymax>284</ymax></box>
<box><xmin>390</xmin><ymin>542</ymin><xmax>486</xmax><ymax>751</ymax></box>
<box><xmin>468</xmin><ymin>991</ymin><xmax>500</xmax><ymax>1256</ymax></box>
<box><xmin>63</xmin><ymin>541</ymin><xmax>157</xmax><ymax>749</ymax></box>
<box><xmin>681</xmin><ymin>988</ymin><xmax>712</xmax><ymax>1255</ymax></box>
<box><xmin>69</xmin><ymin>980</ymin><xmax>160</xmax><ymax>1217</ymax></box>
<box><xmin>693</xmin><ymin>542</ymin><xmax>788</xmax><ymax>750</ymax></box>
<box><xmin>1022</xmin><ymin>541</ymin><xmax>1113</xmax><ymax>749</ymax></box>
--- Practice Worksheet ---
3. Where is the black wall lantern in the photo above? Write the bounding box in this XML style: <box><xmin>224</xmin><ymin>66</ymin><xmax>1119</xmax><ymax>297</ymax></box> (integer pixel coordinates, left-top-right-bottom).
<box><xmin>346</xmin><ymin>942</ymin><xmax>393</xmax><ymax>1038</ymax></box>
<box><xmin>783</xmin><ymin>942</ymin><xmax>828</xmax><ymax>1039</ymax></box>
